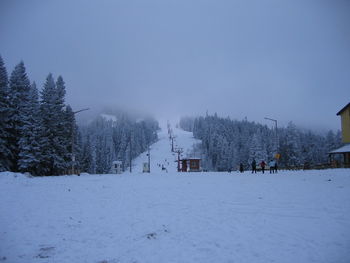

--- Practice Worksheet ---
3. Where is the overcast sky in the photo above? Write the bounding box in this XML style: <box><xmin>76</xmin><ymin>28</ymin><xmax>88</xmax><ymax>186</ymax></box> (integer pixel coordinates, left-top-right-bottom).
<box><xmin>1</xmin><ymin>0</ymin><xmax>349</xmax><ymax>131</ymax></box>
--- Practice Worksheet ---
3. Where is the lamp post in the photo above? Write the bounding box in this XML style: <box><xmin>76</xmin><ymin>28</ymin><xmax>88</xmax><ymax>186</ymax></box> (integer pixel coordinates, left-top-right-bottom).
<box><xmin>264</xmin><ymin>117</ymin><xmax>278</xmax><ymax>154</ymax></box>
<box><xmin>71</xmin><ymin>108</ymin><xmax>89</xmax><ymax>174</ymax></box>
<box><xmin>147</xmin><ymin>146</ymin><xmax>151</xmax><ymax>173</ymax></box>
<box><xmin>129</xmin><ymin>133</ymin><xmax>132</xmax><ymax>173</ymax></box>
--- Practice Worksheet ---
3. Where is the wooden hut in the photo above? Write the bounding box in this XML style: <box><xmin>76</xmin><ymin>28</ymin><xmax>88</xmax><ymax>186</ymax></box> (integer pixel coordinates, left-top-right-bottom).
<box><xmin>180</xmin><ymin>158</ymin><xmax>201</xmax><ymax>172</ymax></box>
<box><xmin>328</xmin><ymin>103</ymin><xmax>350</xmax><ymax>168</ymax></box>
<box><xmin>329</xmin><ymin>144</ymin><xmax>350</xmax><ymax>168</ymax></box>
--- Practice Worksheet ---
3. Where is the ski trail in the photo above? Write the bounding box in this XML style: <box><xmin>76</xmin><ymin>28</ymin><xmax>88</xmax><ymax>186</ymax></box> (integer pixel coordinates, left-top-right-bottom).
<box><xmin>132</xmin><ymin>120</ymin><xmax>201</xmax><ymax>174</ymax></box>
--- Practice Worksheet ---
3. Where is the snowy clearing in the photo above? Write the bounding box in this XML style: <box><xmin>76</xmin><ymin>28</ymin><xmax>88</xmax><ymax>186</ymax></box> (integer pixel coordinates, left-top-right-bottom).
<box><xmin>1</xmin><ymin>125</ymin><xmax>350</xmax><ymax>263</ymax></box>
<box><xmin>1</xmin><ymin>170</ymin><xmax>350</xmax><ymax>263</ymax></box>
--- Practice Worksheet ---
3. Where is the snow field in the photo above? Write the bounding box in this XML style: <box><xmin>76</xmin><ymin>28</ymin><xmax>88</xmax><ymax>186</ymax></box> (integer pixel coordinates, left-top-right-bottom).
<box><xmin>1</xmin><ymin>124</ymin><xmax>350</xmax><ymax>263</ymax></box>
<box><xmin>1</xmin><ymin>170</ymin><xmax>350</xmax><ymax>263</ymax></box>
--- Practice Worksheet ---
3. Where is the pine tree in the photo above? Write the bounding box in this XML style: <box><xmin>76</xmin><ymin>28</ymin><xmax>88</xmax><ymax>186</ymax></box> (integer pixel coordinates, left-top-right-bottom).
<box><xmin>7</xmin><ymin>61</ymin><xmax>31</xmax><ymax>171</ymax></box>
<box><xmin>18</xmin><ymin>82</ymin><xmax>43</xmax><ymax>175</ymax></box>
<box><xmin>63</xmin><ymin>105</ymin><xmax>80</xmax><ymax>173</ymax></box>
<box><xmin>249</xmin><ymin>131</ymin><xmax>267</xmax><ymax>164</ymax></box>
<box><xmin>79</xmin><ymin>111</ymin><xmax>159</xmax><ymax>174</ymax></box>
<box><xmin>40</xmin><ymin>73</ymin><xmax>69</xmax><ymax>175</ymax></box>
<box><xmin>80</xmin><ymin>134</ymin><xmax>93</xmax><ymax>173</ymax></box>
<box><xmin>54</xmin><ymin>76</ymin><xmax>70</xmax><ymax>173</ymax></box>
<box><xmin>0</xmin><ymin>55</ymin><xmax>11</xmax><ymax>171</ymax></box>
<box><xmin>281</xmin><ymin>122</ymin><xmax>301</xmax><ymax>167</ymax></box>
<box><xmin>39</xmin><ymin>74</ymin><xmax>56</xmax><ymax>175</ymax></box>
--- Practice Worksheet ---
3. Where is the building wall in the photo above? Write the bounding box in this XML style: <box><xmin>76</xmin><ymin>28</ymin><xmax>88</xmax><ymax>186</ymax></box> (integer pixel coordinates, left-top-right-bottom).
<box><xmin>340</xmin><ymin>107</ymin><xmax>350</xmax><ymax>143</ymax></box>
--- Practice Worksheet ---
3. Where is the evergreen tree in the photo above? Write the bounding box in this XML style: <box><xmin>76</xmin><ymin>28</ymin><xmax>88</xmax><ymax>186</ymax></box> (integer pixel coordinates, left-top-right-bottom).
<box><xmin>7</xmin><ymin>61</ymin><xmax>31</xmax><ymax>171</ymax></box>
<box><xmin>18</xmin><ymin>82</ymin><xmax>43</xmax><ymax>175</ymax></box>
<box><xmin>80</xmin><ymin>134</ymin><xmax>93</xmax><ymax>173</ymax></box>
<box><xmin>184</xmin><ymin>114</ymin><xmax>336</xmax><ymax>171</ymax></box>
<box><xmin>40</xmin><ymin>73</ymin><xmax>69</xmax><ymax>175</ymax></box>
<box><xmin>54</xmin><ymin>76</ymin><xmax>70</xmax><ymax>173</ymax></box>
<box><xmin>0</xmin><ymin>55</ymin><xmax>11</xmax><ymax>171</ymax></box>
<box><xmin>249</xmin><ymin>131</ymin><xmax>267</xmax><ymax>164</ymax></box>
<box><xmin>63</xmin><ymin>105</ymin><xmax>80</xmax><ymax>173</ymax></box>
<box><xmin>79</xmin><ymin>111</ymin><xmax>159</xmax><ymax>174</ymax></box>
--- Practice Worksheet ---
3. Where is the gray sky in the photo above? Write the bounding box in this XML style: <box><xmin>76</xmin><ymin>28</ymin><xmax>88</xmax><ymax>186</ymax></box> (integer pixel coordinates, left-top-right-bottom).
<box><xmin>1</xmin><ymin>0</ymin><xmax>349</xmax><ymax>131</ymax></box>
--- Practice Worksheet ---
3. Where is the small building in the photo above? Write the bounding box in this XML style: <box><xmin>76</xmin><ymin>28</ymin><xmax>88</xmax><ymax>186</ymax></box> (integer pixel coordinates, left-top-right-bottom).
<box><xmin>110</xmin><ymin>161</ymin><xmax>123</xmax><ymax>174</ymax></box>
<box><xmin>336</xmin><ymin>102</ymin><xmax>350</xmax><ymax>143</ymax></box>
<box><xmin>180</xmin><ymin>158</ymin><xmax>201</xmax><ymax>172</ymax></box>
<box><xmin>329</xmin><ymin>144</ymin><xmax>350</xmax><ymax>168</ymax></box>
<box><xmin>328</xmin><ymin>103</ymin><xmax>350</xmax><ymax>168</ymax></box>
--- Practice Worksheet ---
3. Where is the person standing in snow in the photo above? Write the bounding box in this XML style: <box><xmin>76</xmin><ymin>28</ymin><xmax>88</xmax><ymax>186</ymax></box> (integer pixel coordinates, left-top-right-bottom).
<box><xmin>269</xmin><ymin>160</ymin><xmax>276</xmax><ymax>173</ymax></box>
<box><xmin>260</xmin><ymin>160</ymin><xmax>266</xmax><ymax>174</ymax></box>
<box><xmin>274</xmin><ymin>162</ymin><xmax>278</xmax><ymax>173</ymax></box>
<box><xmin>239</xmin><ymin>163</ymin><xmax>244</xmax><ymax>173</ymax></box>
<box><xmin>251</xmin><ymin>159</ymin><xmax>257</xmax><ymax>173</ymax></box>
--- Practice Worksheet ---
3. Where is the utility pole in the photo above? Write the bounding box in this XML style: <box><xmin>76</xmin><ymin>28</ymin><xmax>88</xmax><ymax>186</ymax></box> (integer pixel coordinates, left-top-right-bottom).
<box><xmin>171</xmin><ymin>136</ymin><xmax>174</xmax><ymax>152</ymax></box>
<box><xmin>170</xmin><ymin>135</ymin><xmax>177</xmax><ymax>152</ymax></box>
<box><xmin>71</xmin><ymin>108</ymin><xmax>89</xmax><ymax>175</ymax></box>
<box><xmin>175</xmin><ymin>148</ymin><xmax>183</xmax><ymax>172</ymax></box>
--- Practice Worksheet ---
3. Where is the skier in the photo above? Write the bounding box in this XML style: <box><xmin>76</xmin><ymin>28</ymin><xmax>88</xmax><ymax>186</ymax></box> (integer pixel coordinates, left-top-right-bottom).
<box><xmin>251</xmin><ymin>159</ymin><xmax>257</xmax><ymax>173</ymax></box>
<box><xmin>239</xmin><ymin>163</ymin><xmax>244</xmax><ymax>173</ymax></box>
<box><xmin>260</xmin><ymin>160</ymin><xmax>266</xmax><ymax>174</ymax></box>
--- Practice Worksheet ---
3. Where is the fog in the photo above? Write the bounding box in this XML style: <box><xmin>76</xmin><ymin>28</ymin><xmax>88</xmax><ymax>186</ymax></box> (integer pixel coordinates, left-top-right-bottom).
<box><xmin>1</xmin><ymin>0</ymin><xmax>349</xmax><ymax>130</ymax></box>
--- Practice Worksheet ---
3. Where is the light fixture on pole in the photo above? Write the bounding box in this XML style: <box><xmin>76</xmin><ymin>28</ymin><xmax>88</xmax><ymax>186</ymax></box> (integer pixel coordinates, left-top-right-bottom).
<box><xmin>264</xmin><ymin>117</ymin><xmax>279</xmax><ymax>155</ymax></box>
<box><xmin>71</xmin><ymin>108</ymin><xmax>89</xmax><ymax>174</ymax></box>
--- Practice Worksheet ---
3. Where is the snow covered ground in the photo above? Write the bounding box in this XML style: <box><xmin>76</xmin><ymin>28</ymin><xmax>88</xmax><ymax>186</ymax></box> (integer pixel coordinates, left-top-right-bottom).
<box><xmin>1</xmin><ymin>124</ymin><xmax>350</xmax><ymax>263</ymax></box>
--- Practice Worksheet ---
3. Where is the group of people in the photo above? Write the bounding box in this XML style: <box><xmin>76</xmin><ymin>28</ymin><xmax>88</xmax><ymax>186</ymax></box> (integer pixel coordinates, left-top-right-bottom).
<box><xmin>239</xmin><ymin>159</ymin><xmax>278</xmax><ymax>174</ymax></box>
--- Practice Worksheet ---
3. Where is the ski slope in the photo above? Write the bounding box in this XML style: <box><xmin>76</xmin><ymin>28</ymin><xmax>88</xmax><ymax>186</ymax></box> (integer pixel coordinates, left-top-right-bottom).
<box><xmin>1</xmin><ymin>124</ymin><xmax>350</xmax><ymax>263</ymax></box>
<box><xmin>132</xmin><ymin>122</ymin><xmax>201</xmax><ymax>174</ymax></box>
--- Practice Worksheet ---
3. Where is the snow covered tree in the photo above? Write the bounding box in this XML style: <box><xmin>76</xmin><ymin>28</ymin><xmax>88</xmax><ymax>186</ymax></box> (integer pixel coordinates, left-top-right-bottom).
<box><xmin>18</xmin><ymin>82</ymin><xmax>43</xmax><ymax>175</ymax></box>
<box><xmin>40</xmin><ymin>73</ymin><xmax>69</xmax><ymax>175</ymax></box>
<box><xmin>279</xmin><ymin>122</ymin><xmax>301</xmax><ymax>167</ymax></box>
<box><xmin>80</xmin><ymin>134</ymin><xmax>93</xmax><ymax>173</ymax></box>
<box><xmin>79</xmin><ymin>111</ymin><xmax>159</xmax><ymax>174</ymax></box>
<box><xmin>62</xmin><ymin>105</ymin><xmax>80</xmax><ymax>173</ymax></box>
<box><xmin>7</xmin><ymin>61</ymin><xmax>32</xmax><ymax>171</ymax></box>
<box><xmin>249</xmin><ymin>131</ymin><xmax>267</xmax><ymax>164</ymax></box>
<box><xmin>0</xmin><ymin>55</ymin><xmax>12</xmax><ymax>171</ymax></box>
<box><xmin>184</xmin><ymin>114</ymin><xmax>335</xmax><ymax>171</ymax></box>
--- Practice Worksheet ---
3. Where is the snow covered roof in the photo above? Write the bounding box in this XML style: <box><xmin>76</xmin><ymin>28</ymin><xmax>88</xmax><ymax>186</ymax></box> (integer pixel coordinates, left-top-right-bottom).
<box><xmin>336</xmin><ymin>102</ymin><xmax>350</xmax><ymax>115</ymax></box>
<box><xmin>329</xmin><ymin>144</ymin><xmax>350</xmax><ymax>154</ymax></box>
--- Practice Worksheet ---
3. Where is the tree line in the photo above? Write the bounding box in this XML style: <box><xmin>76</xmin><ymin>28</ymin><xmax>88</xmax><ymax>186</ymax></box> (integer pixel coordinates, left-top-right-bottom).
<box><xmin>180</xmin><ymin>114</ymin><xmax>342</xmax><ymax>171</ymax></box>
<box><xmin>0</xmin><ymin>55</ymin><xmax>159</xmax><ymax>175</ymax></box>
<box><xmin>79</xmin><ymin>112</ymin><xmax>159</xmax><ymax>174</ymax></box>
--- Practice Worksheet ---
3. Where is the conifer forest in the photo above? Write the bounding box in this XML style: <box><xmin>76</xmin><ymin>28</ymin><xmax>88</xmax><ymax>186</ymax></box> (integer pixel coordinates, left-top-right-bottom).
<box><xmin>0</xmin><ymin>56</ymin><xmax>159</xmax><ymax>176</ymax></box>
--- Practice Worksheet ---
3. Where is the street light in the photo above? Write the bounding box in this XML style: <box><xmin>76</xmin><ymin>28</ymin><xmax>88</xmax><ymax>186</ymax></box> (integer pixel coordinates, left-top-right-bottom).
<box><xmin>264</xmin><ymin>117</ymin><xmax>278</xmax><ymax>154</ymax></box>
<box><xmin>147</xmin><ymin>146</ymin><xmax>151</xmax><ymax>173</ymax></box>
<box><xmin>72</xmin><ymin>108</ymin><xmax>89</xmax><ymax>174</ymax></box>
